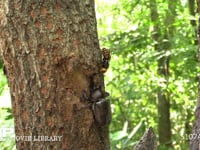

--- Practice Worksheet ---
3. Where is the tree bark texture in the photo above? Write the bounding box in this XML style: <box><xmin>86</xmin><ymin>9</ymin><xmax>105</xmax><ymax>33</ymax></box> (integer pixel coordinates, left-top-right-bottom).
<box><xmin>190</xmin><ymin>1</ymin><xmax>200</xmax><ymax>149</ymax></box>
<box><xmin>0</xmin><ymin>1</ymin><xmax>110</xmax><ymax>150</ymax></box>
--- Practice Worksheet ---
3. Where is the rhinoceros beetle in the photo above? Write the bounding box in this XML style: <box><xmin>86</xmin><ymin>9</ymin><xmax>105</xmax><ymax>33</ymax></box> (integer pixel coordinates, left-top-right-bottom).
<box><xmin>91</xmin><ymin>88</ymin><xmax>111</xmax><ymax>126</ymax></box>
<box><xmin>82</xmin><ymin>88</ymin><xmax>112</xmax><ymax>126</ymax></box>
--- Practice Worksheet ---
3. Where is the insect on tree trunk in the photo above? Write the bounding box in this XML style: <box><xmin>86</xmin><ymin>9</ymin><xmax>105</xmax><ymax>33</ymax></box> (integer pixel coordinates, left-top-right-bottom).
<box><xmin>0</xmin><ymin>0</ymin><xmax>111</xmax><ymax>150</ymax></box>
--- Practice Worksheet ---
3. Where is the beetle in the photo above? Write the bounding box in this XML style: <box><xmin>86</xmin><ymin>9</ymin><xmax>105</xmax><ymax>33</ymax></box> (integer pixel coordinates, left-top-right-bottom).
<box><xmin>82</xmin><ymin>88</ymin><xmax>112</xmax><ymax>126</ymax></box>
<box><xmin>90</xmin><ymin>88</ymin><xmax>112</xmax><ymax>126</ymax></box>
<box><xmin>90</xmin><ymin>88</ymin><xmax>111</xmax><ymax>126</ymax></box>
<box><xmin>92</xmin><ymin>97</ymin><xmax>111</xmax><ymax>126</ymax></box>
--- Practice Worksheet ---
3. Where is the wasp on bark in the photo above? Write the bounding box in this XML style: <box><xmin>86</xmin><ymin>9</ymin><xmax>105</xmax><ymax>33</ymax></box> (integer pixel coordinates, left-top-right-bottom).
<box><xmin>100</xmin><ymin>48</ymin><xmax>111</xmax><ymax>73</ymax></box>
<box><xmin>80</xmin><ymin>48</ymin><xmax>112</xmax><ymax>126</ymax></box>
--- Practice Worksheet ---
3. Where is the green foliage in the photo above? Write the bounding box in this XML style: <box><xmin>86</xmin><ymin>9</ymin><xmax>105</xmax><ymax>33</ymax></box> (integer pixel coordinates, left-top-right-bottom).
<box><xmin>0</xmin><ymin>108</ymin><xmax>15</xmax><ymax>150</ymax></box>
<box><xmin>96</xmin><ymin>0</ymin><xmax>197</xmax><ymax>149</ymax></box>
<box><xmin>0</xmin><ymin>68</ymin><xmax>7</xmax><ymax>94</ymax></box>
<box><xmin>0</xmin><ymin>63</ymin><xmax>16</xmax><ymax>149</ymax></box>
<box><xmin>110</xmin><ymin>121</ymin><xmax>142</xmax><ymax>149</ymax></box>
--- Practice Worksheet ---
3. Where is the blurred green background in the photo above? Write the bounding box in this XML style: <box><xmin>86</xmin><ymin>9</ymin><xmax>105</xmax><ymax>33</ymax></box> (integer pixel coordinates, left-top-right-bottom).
<box><xmin>0</xmin><ymin>0</ymin><xmax>198</xmax><ymax>149</ymax></box>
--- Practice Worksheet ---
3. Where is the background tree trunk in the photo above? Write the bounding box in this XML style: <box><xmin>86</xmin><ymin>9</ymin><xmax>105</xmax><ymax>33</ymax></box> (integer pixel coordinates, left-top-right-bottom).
<box><xmin>0</xmin><ymin>1</ymin><xmax>110</xmax><ymax>149</ymax></box>
<box><xmin>188</xmin><ymin>0</ymin><xmax>197</xmax><ymax>45</ymax></box>
<box><xmin>190</xmin><ymin>1</ymin><xmax>200</xmax><ymax>149</ymax></box>
<box><xmin>185</xmin><ymin>0</ymin><xmax>197</xmax><ymax>138</ymax></box>
<box><xmin>134</xmin><ymin>127</ymin><xmax>157</xmax><ymax>150</ymax></box>
<box><xmin>149</xmin><ymin>0</ymin><xmax>176</xmax><ymax>147</ymax></box>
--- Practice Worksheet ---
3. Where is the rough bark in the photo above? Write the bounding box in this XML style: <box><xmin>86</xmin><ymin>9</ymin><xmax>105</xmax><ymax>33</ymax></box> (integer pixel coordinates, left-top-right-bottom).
<box><xmin>134</xmin><ymin>127</ymin><xmax>157</xmax><ymax>150</ymax></box>
<box><xmin>190</xmin><ymin>1</ymin><xmax>200</xmax><ymax>149</ymax></box>
<box><xmin>0</xmin><ymin>1</ymin><xmax>110</xmax><ymax>150</ymax></box>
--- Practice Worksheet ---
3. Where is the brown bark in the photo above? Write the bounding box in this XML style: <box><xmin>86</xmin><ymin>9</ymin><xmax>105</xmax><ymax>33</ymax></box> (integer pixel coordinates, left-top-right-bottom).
<box><xmin>0</xmin><ymin>1</ymin><xmax>110</xmax><ymax>150</ymax></box>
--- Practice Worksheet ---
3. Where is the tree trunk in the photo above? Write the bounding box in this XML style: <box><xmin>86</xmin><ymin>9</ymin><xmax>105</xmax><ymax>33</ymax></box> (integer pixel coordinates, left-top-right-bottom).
<box><xmin>0</xmin><ymin>1</ymin><xmax>110</xmax><ymax>150</ymax></box>
<box><xmin>188</xmin><ymin>0</ymin><xmax>198</xmax><ymax>45</ymax></box>
<box><xmin>190</xmin><ymin>1</ymin><xmax>200</xmax><ymax>149</ymax></box>
<box><xmin>134</xmin><ymin>127</ymin><xmax>157</xmax><ymax>150</ymax></box>
<box><xmin>149</xmin><ymin>0</ymin><xmax>176</xmax><ymax>147</ymax></box>
<box><xmin>188</xmin><ymin>0</ymin><xmax>197</xmax><ymax>28</ymax></box>
<box><xmin>185</xmin><ymin>0</ymin><xmax>197</xmax><ymax>138</ymax></box>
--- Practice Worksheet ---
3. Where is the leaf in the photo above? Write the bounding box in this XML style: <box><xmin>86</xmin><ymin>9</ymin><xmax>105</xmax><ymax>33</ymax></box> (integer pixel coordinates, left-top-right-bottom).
<box><xmin>110</xmin><ymin>121</ymin><xmax>128</xmax><ymax>141</ymax></box>
<box><xmin>123</xmin><ymin>121</ymin><xmax>142</xmax><ymax>146</ymax></box>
